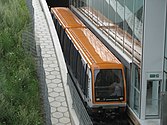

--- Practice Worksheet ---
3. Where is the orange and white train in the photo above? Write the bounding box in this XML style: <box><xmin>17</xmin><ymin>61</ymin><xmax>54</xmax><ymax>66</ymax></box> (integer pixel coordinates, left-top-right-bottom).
<box><xmin>51</xmin><ymin>7</ymin><xmax>127</xmax><ymax>116</ymax></box>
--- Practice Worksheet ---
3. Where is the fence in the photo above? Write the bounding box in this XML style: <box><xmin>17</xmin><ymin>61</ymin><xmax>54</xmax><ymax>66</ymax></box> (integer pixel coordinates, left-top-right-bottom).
<box><xmin>22</xmin><ymin>0</ymin><xmax>51</xmax><ymax>124</ymax></box>
<box><xmin>23</xmin><ymin>0</ymin><xmax>36</xmax><ymax>57</ymax></box>
<box><xmin>24</xmin><ymin>1</ymin><xmax>93</xmax><ymax>125</ymax></box>
<box><xmin>67</xmin><ymin>74</ymin><xmax>93</xmax><ymax>125</ymax></box>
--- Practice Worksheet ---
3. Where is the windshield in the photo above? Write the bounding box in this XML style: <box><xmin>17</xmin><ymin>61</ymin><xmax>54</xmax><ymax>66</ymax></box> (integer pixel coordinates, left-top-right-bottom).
<box><xmin>94</xmin><ymin>69</ymin><xmax>124</xmax><ymax>102</ymax></box>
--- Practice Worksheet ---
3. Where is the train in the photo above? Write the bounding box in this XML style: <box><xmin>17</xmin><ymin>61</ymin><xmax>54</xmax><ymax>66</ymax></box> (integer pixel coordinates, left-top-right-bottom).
<box><xmin>51</xmin><ymin>7</ymin><xmax>127</xmax><ymax>117</ymax></box>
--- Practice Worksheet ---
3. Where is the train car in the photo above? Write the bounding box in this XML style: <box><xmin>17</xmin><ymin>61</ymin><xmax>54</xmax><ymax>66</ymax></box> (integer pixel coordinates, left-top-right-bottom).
<box><xmin>51</xmin><ymin>7</ymin><xmax>127</xmax><ymax>117</ymax></box>
<box><xmin>51</xmin><ymin>7</ymin><xmax>85</xmax><ymax>29</ymax></box>
<box><xmin>51</xmin><ymin>7</ymin><xmax>86</xmax><ymax>51</ymax></box>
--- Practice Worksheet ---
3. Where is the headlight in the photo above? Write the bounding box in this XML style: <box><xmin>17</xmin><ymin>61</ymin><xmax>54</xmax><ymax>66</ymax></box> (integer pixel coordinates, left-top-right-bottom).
<box><xmin>119</xmin><ymin>97</ymin><xmax>123</xmax><ymax>100</ymax></box>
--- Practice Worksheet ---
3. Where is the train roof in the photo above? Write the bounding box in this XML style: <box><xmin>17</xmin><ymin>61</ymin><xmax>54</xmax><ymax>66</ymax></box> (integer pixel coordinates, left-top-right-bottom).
<box><xmin>51</xmin><ymin>7</ymin><xmax>86</xmax><ymax>29</ymax></box>
<box><xmin>66</xmin><ymin>28</ymin><xmax>122</xmax><ymax>68</ymax></box>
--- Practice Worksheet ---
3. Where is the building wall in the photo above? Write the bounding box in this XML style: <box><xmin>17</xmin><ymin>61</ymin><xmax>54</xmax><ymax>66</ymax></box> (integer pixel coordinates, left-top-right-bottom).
<box><xmin>70</xmin><ymin>0</ymin><xmax>167</xmax><ymax>122</ymax></box>
<box><xmin>141</xmin><ymin>0</ymin><xmax>166</xmax><ymax>119</ymax></box>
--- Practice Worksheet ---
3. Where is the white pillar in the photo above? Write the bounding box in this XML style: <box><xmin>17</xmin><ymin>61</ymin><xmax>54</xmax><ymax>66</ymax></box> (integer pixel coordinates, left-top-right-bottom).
<box><xmin>141</xmin><ymin>0</ymin><xmax>166</xmax><ymax>119</ymax></box>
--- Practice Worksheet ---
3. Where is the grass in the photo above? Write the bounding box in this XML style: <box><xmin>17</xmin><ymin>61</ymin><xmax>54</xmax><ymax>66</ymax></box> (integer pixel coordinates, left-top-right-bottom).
<box><xmin>0</xmin><ymin>0</ymin><xmax>43</xmax><ymax>125</ymax></box>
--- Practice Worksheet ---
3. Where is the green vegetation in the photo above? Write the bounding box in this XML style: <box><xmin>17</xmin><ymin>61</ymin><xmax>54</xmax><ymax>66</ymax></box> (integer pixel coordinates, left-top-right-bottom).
<box><xmin>0</xmin><ymin>0</ymin><xmax>43</xmax><ymax>125</ymax></box>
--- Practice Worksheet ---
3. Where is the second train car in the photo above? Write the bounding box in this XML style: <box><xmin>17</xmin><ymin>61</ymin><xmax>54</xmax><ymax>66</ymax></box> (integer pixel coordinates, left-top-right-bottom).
<box><xmin>51</xmin><ymin>7</ymin><xmax>127</xmax><ymax>116</ymax></box>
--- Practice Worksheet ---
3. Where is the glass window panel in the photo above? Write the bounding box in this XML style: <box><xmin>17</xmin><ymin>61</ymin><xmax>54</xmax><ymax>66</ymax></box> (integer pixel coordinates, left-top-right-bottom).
<box><xmin>108</xmin><ymin>0</ymin><xmax>117</xmax><ymax>43</ymax></box>
<box><xmin>88</xmin><ymin>0</ymin><xmax>93</xmax><ymax>19</ymax></box>
<box><xmin>91</xmin><ymin>0</ymin><xmax>98</xmax><ymax>24</ymax></box>
<box><xmin>116</xmin><ymin>0</ymin><xmax>125</xmax><ymax>50</ymax></box>
<box><xmin>82</xmin><ymin>0</ymin><xmax>87</xmax><ymax>7</ymax></box>
<box><xmin>73</xmin><ymin>0</ymin><xmax>78</xmax><ymax>8</ymax></box>
<box><xmin>78</xmin><ymin>0</ymin><xmax>88</xmax><ymax>11</ymax></box>
<box><xmin>88</xmin><ymin>0</ymin><xmax>91</xmax><ymax>18</ymax></box>
<box><xmin>133</xmin><ymin>0</ymin><xmax>143</xmax><ymax>65</ymax></box>
<box><xmin>164</xmin><ymin>73</ymin><xmax>167</xmax><ymax>91</ymax></box>
<box><xmin>97</xmin><ymin>0</ymin><xmax>103</xmax><ymax>18</ymax></box>
<box><xmin>103</xmin><ymin>0</ymin><xmax>109</xmax><ymax>27</ymax></box>
<box><xmin>94</xmin><ymin>69</ymin><xmax>124</xmax><ymax>102</ymax></box>
<box><xmin>124</xmin><ymin>0</ymin><xmax>134</xmax><ymax>58</ymax></box>
<box><xmin>108</xmin><ymin>0</ymin><xmax>116</xmax><ymax>23</ymax></box>
<box><xmin>78</xmin><ymin>0</ymin><xmax>84</xmax><ymax>8</ymax></box>
<box><xmin>132</xmin><ymin>63</ymin><xmax>140</xmax><ymax>89</ymax></box>
<box><xmin>146</xmin><ymin>81</ymin><xmax>161</xmax><ymax>118</ymax></box>
<box><xmin>134</xmin><ymin>0</ymin><xmax>143</xmax><ymax>22</ymax></box>
<box><xmin>133</xmin><ymin>88</ymin><xmax>140</xmax><ymax>114</ymax></box>
<box><xmin>77</xmin><ymin>55</ymin><xmax>81</xmax><ymax>83</ymax></box>
<box><xmin>164</xmin><ymin>59</ymin><xmax>167</xmax><ymax>73</ymax></box>
<box><xmin>96</xmin><ymin>0</ymin><xmax>101</xmax><ymax>27</ymax></box>
<box><xmin>70</xmin><ymin>0</ymin><xmax>74</xmax><ymax>6</ymax></box>
<box><xmin>101</xmin><ymin>0</ymin><xmax>104</xmax><ymax>26</ymax></box>
<box><xmin>115</xmin><ymin>0</ymin><xmax>119</xmax><ymax>42</ymax></box>
<box><xmin>130</xmin><ymin>63</ymin><xmax>140</xmax><ymax>116</ymax></box>
<box><xmin>165</xmin><ymin>21</ymin><xmax>167</xmax><ymax>58</ymax></box>
<box><xmin>164</xmin><ymin>9</ymin><xmax>167</xmax><ymax>92</ymax></box>
<box><xmin>134</xmin><ymin>65</ymin><xmax>140</xmax><ymax>90</ymax></box>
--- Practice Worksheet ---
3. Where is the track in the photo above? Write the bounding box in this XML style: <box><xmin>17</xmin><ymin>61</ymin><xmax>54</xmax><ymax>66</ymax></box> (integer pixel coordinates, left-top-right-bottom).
<box><xmin>91</xmin><ymin>112</ymin><xmax>130</xmax><ymax>125</ymax></box>
<box><xmin>49</xmin><ymin>4</ymin><xmax>132</xmax><ymax>125</ymax></box>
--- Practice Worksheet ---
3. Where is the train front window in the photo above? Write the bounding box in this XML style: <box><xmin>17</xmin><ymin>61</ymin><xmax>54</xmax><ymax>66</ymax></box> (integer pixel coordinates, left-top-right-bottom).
<box><xmin>94</xmin><ymin>69</ymin><xmax>124</xmax><ymax>102</ymax></box>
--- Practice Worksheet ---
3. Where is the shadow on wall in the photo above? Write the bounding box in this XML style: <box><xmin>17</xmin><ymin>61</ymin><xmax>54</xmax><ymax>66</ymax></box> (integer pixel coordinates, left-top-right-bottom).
<box><xmin>46</xmin><ymin>0</ymin><xmax>69</xmax><ymax>7</ymax></box>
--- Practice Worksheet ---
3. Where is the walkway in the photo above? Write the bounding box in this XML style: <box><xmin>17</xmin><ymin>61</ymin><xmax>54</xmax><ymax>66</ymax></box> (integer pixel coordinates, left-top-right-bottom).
<box><xmin>32</xmin><ymin>0</ymin><xmax>72</xmax><ymax>124</ymax></box>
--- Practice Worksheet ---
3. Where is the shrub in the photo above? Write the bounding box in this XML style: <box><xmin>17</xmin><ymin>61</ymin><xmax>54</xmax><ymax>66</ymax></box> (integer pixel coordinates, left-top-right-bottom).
<box><xmin>0</xmin><ymin>0</ymin><xmax>43</xmax><ymax>124</ymax></box>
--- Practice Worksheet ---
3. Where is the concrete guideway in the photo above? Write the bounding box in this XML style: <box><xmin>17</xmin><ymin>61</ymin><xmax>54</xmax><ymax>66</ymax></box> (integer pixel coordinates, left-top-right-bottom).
<box><xmin>32</xmin><ymin>0</ymin><xmax>79</xmax><ymax>124</ymax></box>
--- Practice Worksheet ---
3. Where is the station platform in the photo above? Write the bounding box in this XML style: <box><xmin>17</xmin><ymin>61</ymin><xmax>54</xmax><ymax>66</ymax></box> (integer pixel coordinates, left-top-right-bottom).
<box><xmin>32</xmin><ymin>0</ymin><xmax>77</xmax><ymax>124</ymax></box>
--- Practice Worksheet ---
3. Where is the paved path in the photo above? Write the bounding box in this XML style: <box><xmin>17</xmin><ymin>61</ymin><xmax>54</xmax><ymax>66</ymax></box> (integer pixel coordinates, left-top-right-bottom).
<box><xmin>32</xmin><ymin>0</ymin><xmax>72</xmax><ymax>124</ymax></box>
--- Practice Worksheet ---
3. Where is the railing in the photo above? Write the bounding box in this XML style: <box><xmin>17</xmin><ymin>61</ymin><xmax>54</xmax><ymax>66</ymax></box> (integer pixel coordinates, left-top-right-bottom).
<box><xmin>78</xmin><ymin>7</ymin><xmax>141</xmax><ymax>66</ymax></box>
<box><xmin>23</xmin><ymin>0</ymin><xmax>36</xmax><ymax>57</ymax></box>
<box><xmin>67</xmin><ymin>74</ymin><xmax>93</xmax><ymax>125</ymax></box>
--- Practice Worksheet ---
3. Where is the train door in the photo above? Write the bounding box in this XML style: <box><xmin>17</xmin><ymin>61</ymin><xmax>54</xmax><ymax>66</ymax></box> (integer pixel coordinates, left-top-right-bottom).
<box><xmin>145</xmin><ymin>80</ymin><xmax>162</xmax><ymax>118</ymax></box>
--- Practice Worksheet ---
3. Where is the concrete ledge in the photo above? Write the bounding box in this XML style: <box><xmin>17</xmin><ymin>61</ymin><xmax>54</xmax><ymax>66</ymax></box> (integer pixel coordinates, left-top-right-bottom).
<box><xmin>39</xmin><ymin>0</ymin><xmax>79</xmax><ymax>125</ymax></box>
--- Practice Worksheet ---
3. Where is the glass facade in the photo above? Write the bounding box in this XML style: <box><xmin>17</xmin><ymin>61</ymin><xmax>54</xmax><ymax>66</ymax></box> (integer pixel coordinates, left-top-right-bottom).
<box><xmin>70</xmin><ymin>0</ymin><xmax>144</xmax><ymax>117</ymax></box>
<box><xmin>70</xmin><ymin>0</ymin><xmax>143</xmax><ymax>66</ymax></box>
<box><xmin>130</xmin><ymin>63</ymin><xmax>140</xmax><ymax>116</ymax></box>
<box><xmin>164</xmin><ymin>16</ymin><xmax>167</xmax><ymax>91</ymax></box>
<box><xmin>146</xmin><ymin>80</ymin><xmax>161</xmax><ymax>118</ymax></box>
